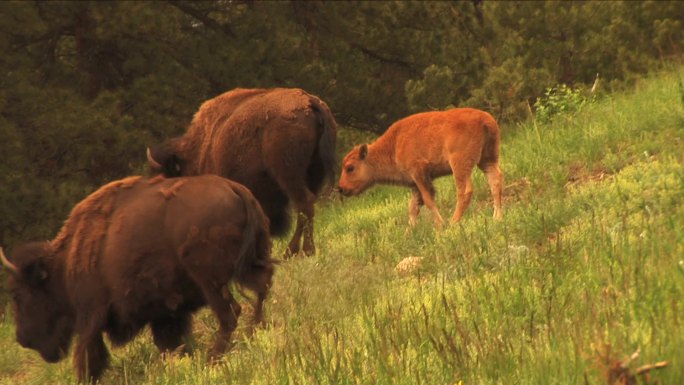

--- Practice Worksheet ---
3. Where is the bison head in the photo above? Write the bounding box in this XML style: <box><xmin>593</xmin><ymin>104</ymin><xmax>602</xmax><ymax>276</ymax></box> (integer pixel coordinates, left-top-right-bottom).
<box><xmin>338</xmin><ymin>144</ymin><xmax>374</xmax><ymax>196</ymax></box>
<box><xmin>147</xmin><ymin>139</ymin><xmax>185</xmax><ymax>177</ymax></box>
<box><xmin>1</xmin><ymin>244</ymin><xmax>74</xmax><ymax>363</ymax></box>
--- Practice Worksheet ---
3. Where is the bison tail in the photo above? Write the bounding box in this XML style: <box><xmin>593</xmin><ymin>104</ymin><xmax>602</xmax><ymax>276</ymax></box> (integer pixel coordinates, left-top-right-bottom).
<box><xmin>308</xmin><ymin>96</ymin><xmax>338</xmax><ymax>194</ymax></box>
<box><xmin>229</xmin><ymin>182</ymin><xmax>272</xmax><ymax>282</ymax></box>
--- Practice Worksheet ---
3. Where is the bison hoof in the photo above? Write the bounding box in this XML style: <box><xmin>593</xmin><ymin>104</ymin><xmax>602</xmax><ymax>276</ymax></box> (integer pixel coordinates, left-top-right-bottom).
<box><xmin>208</xmin><ymin>340</ymin><xmax>235</xmax><ymax>363</ymax></box>
<box><xmin>283</xmin><ymin>249</ymin><xmax>315</xmax><ymax>259</ymax></box>
<box><xmin>172</xmin><ymin>343</ymin><xmax>192</xmax><ymax>356</ymax></box>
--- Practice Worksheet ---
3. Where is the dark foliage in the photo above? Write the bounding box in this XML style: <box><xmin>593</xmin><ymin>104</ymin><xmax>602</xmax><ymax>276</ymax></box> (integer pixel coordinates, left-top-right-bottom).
<box><xmin>0</xmin><ymin>0</ymin><xmax>682</xmax><ymax>248</ymax></box>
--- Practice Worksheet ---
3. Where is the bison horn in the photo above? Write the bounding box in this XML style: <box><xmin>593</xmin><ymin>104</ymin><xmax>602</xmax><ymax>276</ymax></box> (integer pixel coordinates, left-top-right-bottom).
<box><xmin>0</xmin><ymin>247</ymin><xmax>19</xmax><ymax>276</ymax></box>
<box><xmin>146</xmin><ymin>147</ymin><xmax>162</xmax><ymax>170</ymax></box>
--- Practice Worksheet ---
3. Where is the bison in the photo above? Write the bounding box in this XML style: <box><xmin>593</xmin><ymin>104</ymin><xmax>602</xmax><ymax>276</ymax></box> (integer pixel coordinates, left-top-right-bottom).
<box><xmin>1</xmin><ymin>174</ymin><xmax>273</xmax><ymax>383</ymax></box>
<box><xmin>147</xmin><ymin>88</ymin><xmax>337</xmax><ymax>257</ymax></box>
<box><xmin>338</xmin><ymin>108</ymin><xmax>503</xmax><ymax>227</ymax></box>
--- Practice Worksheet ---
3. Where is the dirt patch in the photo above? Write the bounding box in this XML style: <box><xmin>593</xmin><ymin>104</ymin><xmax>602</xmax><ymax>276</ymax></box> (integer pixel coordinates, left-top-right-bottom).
<box><xmin>503</xmin><ymin>177</ymin><xmax>531</xmax><ymax>203</ymax></box>
<box><xmin>565</xmin><ymin>162</ymin><xmax>611</xmax><ymax>190</ymax></box>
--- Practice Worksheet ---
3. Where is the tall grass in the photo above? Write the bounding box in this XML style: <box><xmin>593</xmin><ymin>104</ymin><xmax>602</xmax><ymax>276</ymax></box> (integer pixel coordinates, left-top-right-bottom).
<box><xmin>1</xmin><ymin>68</ymin><xmax>683</xmax><ymax>384</ymax></box>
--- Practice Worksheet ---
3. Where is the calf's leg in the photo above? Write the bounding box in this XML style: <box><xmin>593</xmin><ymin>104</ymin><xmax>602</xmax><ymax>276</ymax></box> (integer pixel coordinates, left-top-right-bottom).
<box><xmin>479</xmin><ymin>162</ymin><xmax>503</xmax><ymax>220</ymax></box>
<box><xmin>451</xmin><ymin>172</ymin><xmax>473</xmax><ymax>222</ymax></box>
<box><xmin>408</xmin><ymin>186</ymin><xmax>424</xmax><ymax>227</ymax></box>
<box><xmin>410</xmin><ymin>165</ymin><xmax>444</xmax><ymax>228</ymax></box>
<box><xmin>449</xmin><ymin>156</ymin><xmax>477</xmax><ymax>223</ymax></box>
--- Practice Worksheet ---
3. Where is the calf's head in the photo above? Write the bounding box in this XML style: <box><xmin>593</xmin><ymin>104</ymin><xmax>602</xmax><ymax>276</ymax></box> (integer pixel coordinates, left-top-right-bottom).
<box><xmin>338</xmin><ymin>144</ymin><xmax>373</xmax><ymax>196</ymax></box>
<box><xmin>1</xmin><ymin>244</ymin><xmax>74</xmax><ymax>362</ymax></box>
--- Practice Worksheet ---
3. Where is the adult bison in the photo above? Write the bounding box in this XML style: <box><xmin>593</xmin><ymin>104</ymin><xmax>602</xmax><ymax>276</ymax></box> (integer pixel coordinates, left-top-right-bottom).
<box><xmin>1</xmin><ymin>174</ymin><xmax>273</xmax><ymax>383</ymax></box>
<box><xmin>338</xmin><ymin>108</ymin><xmax>503</xmax><ymax>227</ymax></box>
<box><xmin>147</xmin><ymin>88</ymin><xmax>337</xmax><ymax>257</ymax></box>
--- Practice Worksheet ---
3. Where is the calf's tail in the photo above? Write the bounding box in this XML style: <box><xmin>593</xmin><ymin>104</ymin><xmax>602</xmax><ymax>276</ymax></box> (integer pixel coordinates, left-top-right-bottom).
<box><xmin>480</xmin><ymin>114</ymin><xmax>501</xmax><ymax>166</ymax></box>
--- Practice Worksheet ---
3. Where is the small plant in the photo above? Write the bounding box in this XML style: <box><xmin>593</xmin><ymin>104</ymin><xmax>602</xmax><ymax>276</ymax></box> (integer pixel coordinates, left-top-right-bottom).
<box><xmin>534</xmin><ymin>83</ymin><xmax>594</xmax><ymax>123</ymax></box>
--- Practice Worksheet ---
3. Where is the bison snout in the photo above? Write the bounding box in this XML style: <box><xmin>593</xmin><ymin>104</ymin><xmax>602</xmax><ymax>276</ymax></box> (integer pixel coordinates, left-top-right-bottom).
<box><xmin>16</xmin><ymin>333</ymin><xmax>30</xmax><ymax>349</ymax></box>
<box><xmin>39</xmin><ymin>349</ymin><xmax>63</xmax><ymax>363</ymax></box>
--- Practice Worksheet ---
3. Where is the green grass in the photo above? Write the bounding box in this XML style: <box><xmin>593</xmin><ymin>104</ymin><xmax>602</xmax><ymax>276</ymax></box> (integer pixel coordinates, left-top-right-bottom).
<box><xmin>2</xmin><ymin>67</ymin><xmax>684</xmax><ymax>384</ymax></box>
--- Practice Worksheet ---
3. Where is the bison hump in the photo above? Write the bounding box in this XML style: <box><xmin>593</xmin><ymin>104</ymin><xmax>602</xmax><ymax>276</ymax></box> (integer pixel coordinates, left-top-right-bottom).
<box><xmin>51</xmin><ymin>176</ymin><xmax>143</xmax><ymax>275</ymax></box>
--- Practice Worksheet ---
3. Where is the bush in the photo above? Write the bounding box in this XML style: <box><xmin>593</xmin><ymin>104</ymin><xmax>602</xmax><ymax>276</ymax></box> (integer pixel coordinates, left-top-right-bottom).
<box><xmin>533</xmin><ymin>84</ymin><xmax>595</xmax><ymax>123</ymax></box>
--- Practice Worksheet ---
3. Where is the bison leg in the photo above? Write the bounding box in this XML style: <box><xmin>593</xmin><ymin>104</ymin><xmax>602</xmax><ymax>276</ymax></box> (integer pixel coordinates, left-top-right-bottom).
<box><xmin>253</xmin><ymin>289</ymin><xmax>269</xmax><ymax>326</ymax></box>
<box><xmin>479</xmin><ymin>162</ymin><xmax>504</xmax><ymax>220</ymax></box>
<box><xmin>243</xmin><ymin>289</ymin><xmax>270</xmax><ymax>338</ymax></box>
<box><xmin>408</xmin><ymin>187</ymin><xmax>424</xmax><ymax>227</ymax></box>
<box><xmin>151</xmin><ymin>312</ymin><xmax>192</xmax><ymax>354</ymax></box>
<box><xmin>298</xmin><ymin>191</ymin><xmax>317</xmax><ymax>256</ymax></box>
<box><xmin>74</xmin><ymin>314</ymin><xmax>109</xmax><ymax>383</ymax></box>
<box><xmin>199</xmin><ymin>285</ymin><xmax>241</xmax><ymax>360</ymax></box>
<box><xmin>181</xmin><ymin>233</ymin><xmax>244</xmax><ymax>360</ymax></box>
<box><xmin>237</xmin><ymin>261</ymin><xmax>273</xmax><ymax>334</ymax></box>
<box><xmin>283</xmin><ymin>188</ymin><xmax>316</xmax><ymax>258</ymax></box>
<box><xmin>285</xmin><ymin>213</ymin><xmax>305</xmax><ymax>258</ymax></box>
<box><xmin>410</xmin><ymin>167</ymin><xmax>444</xmax><ymax>228</ymax></box>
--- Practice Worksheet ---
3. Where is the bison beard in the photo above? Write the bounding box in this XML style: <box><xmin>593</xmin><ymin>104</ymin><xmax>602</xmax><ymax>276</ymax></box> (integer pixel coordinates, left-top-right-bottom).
<box><xmin>1</xmin><ymin>174</ymin><xmax>273</xmax><ymax>383</ymax></box>
<box><xmin>147</xmin><ymin>87</ymin><xmax>337</xmax><ymax>257</ymax></box>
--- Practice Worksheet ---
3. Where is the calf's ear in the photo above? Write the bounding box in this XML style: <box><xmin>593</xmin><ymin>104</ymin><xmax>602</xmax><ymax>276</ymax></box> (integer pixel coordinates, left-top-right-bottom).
<box><xmin>359</xmin><ymin>144</ymin><xmax>368</xmax><ymax>160</ymax></box>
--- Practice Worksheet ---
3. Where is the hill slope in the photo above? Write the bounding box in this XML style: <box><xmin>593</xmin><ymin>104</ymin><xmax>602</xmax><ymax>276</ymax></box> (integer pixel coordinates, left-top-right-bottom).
<box><xmin>1</xmin><ymin>68</ymin><xmax>684</xmax><ymax>384</ymax></box>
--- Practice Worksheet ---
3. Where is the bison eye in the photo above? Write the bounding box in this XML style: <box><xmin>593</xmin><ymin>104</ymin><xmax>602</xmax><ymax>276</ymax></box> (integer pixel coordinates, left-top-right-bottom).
<box><xmin>346</xmin><ymin>165</ymin><xmax>355</xmax><ymax>173</ymax></box>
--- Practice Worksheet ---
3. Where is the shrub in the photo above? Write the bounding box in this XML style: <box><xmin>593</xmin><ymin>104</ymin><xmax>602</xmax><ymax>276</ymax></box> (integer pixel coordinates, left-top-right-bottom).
<box><xmin>533</xmin><ymin>84</ymin><xmax>594</xmax><ymax>123</ymax></box>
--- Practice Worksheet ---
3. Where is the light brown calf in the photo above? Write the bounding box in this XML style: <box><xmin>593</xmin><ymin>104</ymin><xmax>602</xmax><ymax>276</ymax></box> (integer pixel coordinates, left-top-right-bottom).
<box><xmin>338</xmin><ymin>108</ymin><xmax>503</xmax><ymax>227</ymax></box>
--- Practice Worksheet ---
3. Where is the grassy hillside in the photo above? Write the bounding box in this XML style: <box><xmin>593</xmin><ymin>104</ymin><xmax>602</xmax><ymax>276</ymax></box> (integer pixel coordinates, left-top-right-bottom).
<box><xmin>1</xmin><ymin>68</ymin><xmax>684</xmax><ymax>384</ymax></box>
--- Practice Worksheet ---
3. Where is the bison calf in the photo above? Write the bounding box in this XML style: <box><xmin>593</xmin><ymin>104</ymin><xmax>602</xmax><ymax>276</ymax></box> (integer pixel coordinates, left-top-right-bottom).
<box><xmin>1</xmin><ymin>174</ymin><xmax>273</xmax><ymax>383</ymax></box>
<box><xmin>338</xmin><ymin>108</ymin><xmax>503</xmax><ymax>227</ymax></box>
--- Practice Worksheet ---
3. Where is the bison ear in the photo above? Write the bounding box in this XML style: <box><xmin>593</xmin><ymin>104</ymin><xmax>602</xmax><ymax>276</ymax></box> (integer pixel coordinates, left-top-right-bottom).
<box><xmin>22</xmin><ymin>260</ymin><xmax>49</xmax><ymax>287</ymax></box>
<box><xmin>169</xmin><ymin>154</ymin><xmax>183</xmax><ymax>177</ymax></box>
<box><xmin>147</xmin><ymin>145</ymin><xmax>184</xmax><ymax>177</ymax></box>
<box><xmin>359</xmin><ymin>144</ymin><xmax>368</xmax><ymax>160</ymax></box>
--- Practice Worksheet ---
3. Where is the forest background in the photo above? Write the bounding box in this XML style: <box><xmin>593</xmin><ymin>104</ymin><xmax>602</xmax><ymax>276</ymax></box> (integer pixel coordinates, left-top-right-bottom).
<box><xmin>0</xmin><ymin>0</ymin><xmax>682</xmax><ymax>258</ymax></box>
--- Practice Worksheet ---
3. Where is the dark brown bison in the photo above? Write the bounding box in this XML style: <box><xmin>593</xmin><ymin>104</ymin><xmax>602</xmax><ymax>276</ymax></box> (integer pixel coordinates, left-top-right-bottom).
<box><xmin>338</xmin><ymin>108</ymin><xmax>503</xmax><ymax>227</ymax></box>
<box><xmin>1</xmin><ymin>174</ymin><xmax>273</xmax><ymax>383</ymax></box>
<box><xmin>147</xmin><ymin>88</ymin><xmax>337</xmax><ymax>257</ymax></box>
